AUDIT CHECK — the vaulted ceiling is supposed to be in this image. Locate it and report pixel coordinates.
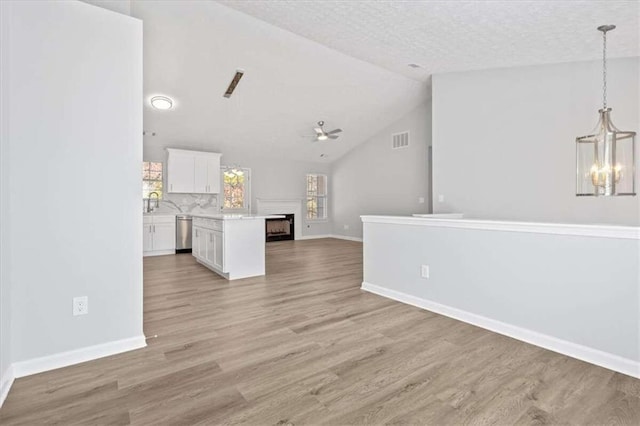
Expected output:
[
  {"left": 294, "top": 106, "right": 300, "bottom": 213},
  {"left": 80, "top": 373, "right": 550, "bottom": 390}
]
[
  {"left": 132, "top": 1, "right": 428, "bottom": 163},
  {"left": 221, "top": 0, "right": 639, "bottom": 81},
  {"left": 132, "top": 0, "right": 638, "bottom": 163}
]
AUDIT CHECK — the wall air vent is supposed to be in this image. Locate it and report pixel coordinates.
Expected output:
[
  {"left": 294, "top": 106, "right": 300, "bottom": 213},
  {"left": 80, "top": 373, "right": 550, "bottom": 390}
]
[
  {"left": 223, "top": 69, "right": 245, "bottom": 98},
  {"left": 392, "top": 131, "right": 410, "bottom": 149}
]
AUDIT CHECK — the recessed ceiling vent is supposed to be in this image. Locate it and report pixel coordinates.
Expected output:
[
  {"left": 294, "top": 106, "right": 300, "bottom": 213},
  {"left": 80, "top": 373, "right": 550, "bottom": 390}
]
[
  {"left": 223, "top": 69, "right": 245, "bottom": 98},
  {"left": 392, "top": 131, "right": 410, "bottom": 149}
]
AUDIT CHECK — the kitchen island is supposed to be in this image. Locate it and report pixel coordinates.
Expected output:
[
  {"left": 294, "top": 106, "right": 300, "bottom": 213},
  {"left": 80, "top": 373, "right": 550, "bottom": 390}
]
[{"left": 191, "top": 214, "right": 283, "bottom": 280}]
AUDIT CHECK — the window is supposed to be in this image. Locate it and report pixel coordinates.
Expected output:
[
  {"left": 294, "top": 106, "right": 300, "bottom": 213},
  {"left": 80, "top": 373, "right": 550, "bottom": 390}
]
[
  {"left": 222, "top": 167, "right": 250, "bottom": 211},
  {"left": 306, "top": 174, "right": 327, "bottom": 220},
  {"left": 142, "top": 161, "right": 163, "bottom": 199}
]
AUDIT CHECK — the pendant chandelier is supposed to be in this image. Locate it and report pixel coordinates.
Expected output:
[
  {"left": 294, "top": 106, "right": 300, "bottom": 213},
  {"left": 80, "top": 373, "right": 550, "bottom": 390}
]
[{"left": 576, "top": 25, "right": 636, "bottom": 197}]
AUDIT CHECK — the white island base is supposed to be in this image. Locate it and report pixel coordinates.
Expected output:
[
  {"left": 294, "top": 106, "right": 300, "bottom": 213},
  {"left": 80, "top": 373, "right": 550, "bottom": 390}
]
[{"left": 192, "top": 214, "right": 281, "bottom": 280}]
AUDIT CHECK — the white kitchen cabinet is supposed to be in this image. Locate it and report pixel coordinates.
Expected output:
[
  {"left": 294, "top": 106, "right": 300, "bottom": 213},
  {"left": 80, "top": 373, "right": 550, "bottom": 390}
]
[
  {"left": 143, "top": 223, "right": 154, "bottom": 253},
  {"left": 193, "top": 220, "right": 225, "bottom": 273},
  {"left": 167, "top": 148, "right": 221, "bottom": 194},
  {"left": 193, "top": 226, "right": 201, "bottom": 259},
  {"left": 212, "top": 230, "right": 224, "bottom": 270},
  {"left": 192, "top": 215, "right": 270, "bottom": 280},
  {"left": 205, "top": 229, "right": 216, "bottom": 266},
  {"left": 143, "top": 215, "right": 176, "bottom": 256},
  {"left": 205, "top": 156, "right": 221, "bottom": 194},
  {"left": 167, "top": 152, "right": 194, "bottom": 193},
  {"left": 153, "top": 222, "right": 176, "bottom": 251}
]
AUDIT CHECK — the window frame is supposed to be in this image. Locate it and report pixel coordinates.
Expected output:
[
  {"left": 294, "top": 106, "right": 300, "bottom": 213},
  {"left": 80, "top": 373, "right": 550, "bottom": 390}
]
[
  {"left": 306, "top": 173, "right": 328, "bottom": 222},
  {"left": 142, "top": 161, "right": 163, "bottom": 200},
  {"left": 221, "top": 166, "right": 251, "bottom": 213}
]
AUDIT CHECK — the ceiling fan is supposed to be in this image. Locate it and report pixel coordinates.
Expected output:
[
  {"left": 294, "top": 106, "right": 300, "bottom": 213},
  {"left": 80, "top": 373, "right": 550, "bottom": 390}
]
[{"left": 314, "top": 121, "right": 342, "bottom": 141}]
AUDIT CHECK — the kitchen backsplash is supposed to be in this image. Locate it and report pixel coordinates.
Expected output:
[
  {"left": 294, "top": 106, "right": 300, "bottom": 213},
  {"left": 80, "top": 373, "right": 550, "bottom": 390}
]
[{"left": 143, "top": 193, "right": 219, "bottom": 214}]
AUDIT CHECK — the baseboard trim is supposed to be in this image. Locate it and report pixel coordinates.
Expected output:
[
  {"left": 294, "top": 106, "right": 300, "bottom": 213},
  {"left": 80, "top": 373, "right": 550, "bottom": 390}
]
[
  {"left": 0, "top": 364, "right": 15, "bottom": 408},
  {"left": 297, "top": 234, "right": 332, "bottom": 240},
  {"left": 361, "top": 282, "right": 639, "bottom": 379},
  {"left": 330, "top": 234, "right": 363, "bottom": 242},
  {"left": 296, "top": 234, "right": 363, "bottom": 242},
  {"left": 143, "top": 250, "right": 175, "bottom": 257},
  {"left": 11, "top": 335, "right": 147, "bottom": 379}
]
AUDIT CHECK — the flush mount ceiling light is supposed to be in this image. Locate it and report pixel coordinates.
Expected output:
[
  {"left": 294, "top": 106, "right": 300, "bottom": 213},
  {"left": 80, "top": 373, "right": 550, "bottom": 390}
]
[
  {"left": 576, "top": 25, "right": 636, "bottom": 196},
  {"left": 150, "top": 96, "right": 173, "bottom": 110}
]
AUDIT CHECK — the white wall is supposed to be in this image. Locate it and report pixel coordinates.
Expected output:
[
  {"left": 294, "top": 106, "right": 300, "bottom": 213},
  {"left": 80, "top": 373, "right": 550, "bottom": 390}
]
[
  {"left": 5, "top": 0, "right": 143, "bottom": 371},
  {"left": 80, "top": 0, "right": 131, "bottom": 15},
  {"left": 144, "top": 144, "right": 333, "bottom": 237},
  {"left": 0, "top": 0, "right": 13, "bottom": 403},
  {"left": 432, "top": 57, "right": 640, "bottom": 225},
  {"left": 331, "top": 102, "right": 432, "bottom": 239},
  {"left": 363, "top": 218, "right": 639, "bottom": 377}
]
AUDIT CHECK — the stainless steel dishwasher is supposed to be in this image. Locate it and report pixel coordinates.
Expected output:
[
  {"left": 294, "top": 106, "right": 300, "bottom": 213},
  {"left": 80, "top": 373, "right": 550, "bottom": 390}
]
[{"left": 176, "top": 214, "right": 192, "bottom": 253}]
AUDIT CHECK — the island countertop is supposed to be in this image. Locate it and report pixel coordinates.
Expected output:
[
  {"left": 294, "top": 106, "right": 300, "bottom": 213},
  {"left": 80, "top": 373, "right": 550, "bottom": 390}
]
[{"left": 190, "top": 213, "right": 285, "bottom": 220}]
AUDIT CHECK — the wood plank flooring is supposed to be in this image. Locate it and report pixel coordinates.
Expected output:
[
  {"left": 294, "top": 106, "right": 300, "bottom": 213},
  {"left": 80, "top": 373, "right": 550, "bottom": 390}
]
[{"left": 1, "top": 238, "right": 639, "bottom": 425}]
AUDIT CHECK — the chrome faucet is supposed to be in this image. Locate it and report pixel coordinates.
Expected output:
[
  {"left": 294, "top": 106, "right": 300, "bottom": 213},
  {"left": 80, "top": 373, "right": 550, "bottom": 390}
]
[{"left": 146, "top": 192, "right": 159, "bottom": 213}]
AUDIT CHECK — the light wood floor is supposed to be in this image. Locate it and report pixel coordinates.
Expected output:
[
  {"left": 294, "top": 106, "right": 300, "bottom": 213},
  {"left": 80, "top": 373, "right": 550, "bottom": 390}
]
[{"left": 1, "top": 239, "right": 639, "bottom": 425}]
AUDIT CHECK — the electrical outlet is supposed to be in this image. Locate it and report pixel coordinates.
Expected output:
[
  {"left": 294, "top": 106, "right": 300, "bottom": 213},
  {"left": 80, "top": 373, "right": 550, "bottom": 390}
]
[
  {"left": 438, "top": 195, "right": 445, "bottom": 203},
  {"left": 421, "top": 265, "right": 430, "bottom": 279},
  {"left": 418, "top": 197, "right": 425, "bottom": 204},
  {"left": 73, "top": 296, "right": 88, "bottom": 316},
  {"left": 343, "top": 224, "right": 349, "bottom": 230}
]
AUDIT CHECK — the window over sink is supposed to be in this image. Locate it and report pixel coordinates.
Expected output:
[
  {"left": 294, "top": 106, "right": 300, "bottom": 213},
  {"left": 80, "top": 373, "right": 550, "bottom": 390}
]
[{"left": 143, "top": 161, "right": 163, "bottom": 199}]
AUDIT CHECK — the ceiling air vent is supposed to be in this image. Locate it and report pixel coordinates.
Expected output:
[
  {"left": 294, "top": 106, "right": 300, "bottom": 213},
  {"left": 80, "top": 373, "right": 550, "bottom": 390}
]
[
  {"left": 223, "top": 69, "right": 245, "bottom": 98},
  {"left": 392, "top": 131, "right": 410, "bottom": 149}
]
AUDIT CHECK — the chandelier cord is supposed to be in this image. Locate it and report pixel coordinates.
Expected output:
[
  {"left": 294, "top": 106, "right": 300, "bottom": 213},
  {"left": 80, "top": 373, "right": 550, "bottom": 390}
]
[{"left": 602, "top": 29, "right": 607, "bottom": 109}]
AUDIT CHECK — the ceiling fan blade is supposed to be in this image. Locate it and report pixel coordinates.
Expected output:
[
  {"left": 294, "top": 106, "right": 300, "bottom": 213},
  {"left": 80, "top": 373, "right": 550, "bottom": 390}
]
[
  {"left": 326, "top": 128, "right": 342, "bottom": 135},
  {"left": 328, "top": 135, "right": 339, "bottom": 139}
]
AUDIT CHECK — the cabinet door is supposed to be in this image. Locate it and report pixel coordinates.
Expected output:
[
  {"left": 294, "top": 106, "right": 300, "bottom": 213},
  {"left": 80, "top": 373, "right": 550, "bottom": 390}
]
[
  {"left": 197, "top": 227, "right": 207, "bottom": 261},
  {"left": 192, "top": 226, "right": 199, "bottom": 258},
  {"left": 206, "top": 155, "right": 220, "bottom": 194},
  {"left": 194, "top": 156, "right": 209, "bottom": 193},
  {"left": 205, "top": 230, "right": 216, "bottom": 266},
  {"left": 153, "top": 223, "right": 175, "bottom": 251},
  {"left": 212, "top": 230, "right": 224, "bottom": 270},
  {"left": 167, "top": 153, "right": 194, "bottom": 193},
  {"left": 143, "top": 224, "right": 154, "bottom": 252},
  {"left": 193, "top": 226, "right": 203, "bottom": 259}
]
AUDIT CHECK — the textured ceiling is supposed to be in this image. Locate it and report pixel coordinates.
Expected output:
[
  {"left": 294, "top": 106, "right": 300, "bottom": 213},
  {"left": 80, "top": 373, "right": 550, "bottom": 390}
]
[
  {"left": 132, "top": 1, "right": 428, "bottom": 163},
  {"left": 219, "top": 0, "right": 639, "bottom": 81}
]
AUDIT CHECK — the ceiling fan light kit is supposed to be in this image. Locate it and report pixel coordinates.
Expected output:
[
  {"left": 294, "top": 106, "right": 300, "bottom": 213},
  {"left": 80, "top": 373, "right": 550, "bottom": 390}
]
[{"left": 313, "top": 120, "right": 342, "bottom": 142}]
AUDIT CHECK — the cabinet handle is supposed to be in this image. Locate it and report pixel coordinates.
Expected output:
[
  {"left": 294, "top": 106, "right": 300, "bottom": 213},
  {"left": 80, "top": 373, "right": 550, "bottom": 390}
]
[
  {"left": 153, "top": 225, "right": 155, "bottom": 232},
  {"left": 149, "top": 225, "right": 152, "bottom": 233},
  {"left": 170, "top": 184, "right": 173, "bottom": 191}
]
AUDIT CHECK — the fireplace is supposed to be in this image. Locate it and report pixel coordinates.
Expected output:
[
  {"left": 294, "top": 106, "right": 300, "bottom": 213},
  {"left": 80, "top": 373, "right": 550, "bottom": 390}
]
[{"left": 266, "top": 214, "right": 295, "bottom": 242}]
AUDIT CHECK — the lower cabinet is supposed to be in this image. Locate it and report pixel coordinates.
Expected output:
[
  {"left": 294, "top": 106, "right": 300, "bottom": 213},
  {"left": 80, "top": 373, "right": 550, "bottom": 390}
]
[
  {"left": 212, "top": 230, "right": 224, "bottom": 270},
  {"left": 192, "top": 216, "right": 265, "bottom": 280},
  {"left": 193, "top": 220, "right": 225, "bottom": 273},
  {"left": 205, "top": 229, "right": 216, "bottom": 266},
  {"left": 143, "top": 215, "right": 176, "bottom": 256}
]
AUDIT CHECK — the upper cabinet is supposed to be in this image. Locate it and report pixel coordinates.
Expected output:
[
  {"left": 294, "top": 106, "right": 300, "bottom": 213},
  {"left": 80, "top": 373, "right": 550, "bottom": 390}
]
[{"left": 167, "top": 148, "right": 221, "bottom": 194}]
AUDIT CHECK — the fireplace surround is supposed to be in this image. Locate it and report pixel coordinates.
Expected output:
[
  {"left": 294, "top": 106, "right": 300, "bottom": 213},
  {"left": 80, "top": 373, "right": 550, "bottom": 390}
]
[{"left": 256, "top": 199, "right": 303, "bottom": 241}]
